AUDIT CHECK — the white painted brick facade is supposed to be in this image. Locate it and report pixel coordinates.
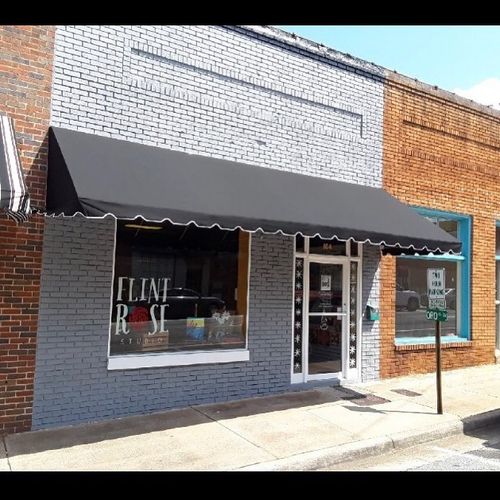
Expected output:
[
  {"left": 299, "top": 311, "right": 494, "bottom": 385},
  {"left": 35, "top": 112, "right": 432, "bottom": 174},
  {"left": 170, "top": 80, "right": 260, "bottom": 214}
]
[{"left": 34, "top": 26, "right": 384, "bottom": 427}]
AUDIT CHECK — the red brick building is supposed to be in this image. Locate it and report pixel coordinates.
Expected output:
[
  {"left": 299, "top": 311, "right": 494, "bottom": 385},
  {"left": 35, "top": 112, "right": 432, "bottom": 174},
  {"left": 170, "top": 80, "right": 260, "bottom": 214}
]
[
  {"left": 0, "top": 25, "right": 55, "bottom": 433},
  {"left": 381, "top": 71, "right": 500, "bottom": 378}
]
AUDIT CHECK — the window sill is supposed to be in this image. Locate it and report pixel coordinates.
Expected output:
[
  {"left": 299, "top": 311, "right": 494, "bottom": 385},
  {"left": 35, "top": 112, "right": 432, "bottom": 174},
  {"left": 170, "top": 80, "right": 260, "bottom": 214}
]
[
  {"left": 395, "top": 338, "right": 472, "bottom": 352},
  {"left": 108, "top": 349, "right": 250, "bottom": 370}
]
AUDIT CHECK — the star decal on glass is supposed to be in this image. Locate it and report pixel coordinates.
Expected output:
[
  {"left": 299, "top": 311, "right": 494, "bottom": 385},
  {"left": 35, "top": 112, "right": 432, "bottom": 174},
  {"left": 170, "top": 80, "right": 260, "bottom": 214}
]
[
  {"left": 349, "top": 346, "right": 356, "bottom": 354},
  {"left": 294, "top": 362, "right": 301, "bottom": 371},
  {"left": 295, "top": 321, "right": 301, "bottom": 330},
  {"left": 296, "top": 270, "right": 303, "bottom": 279},
  {"left": 295, "top": 296, "right": 302, "bottom": 304},
  {"left": 294, "top": 348, "right": 301, "bottom": 357},
  {"left": 349, "top": 358, "right": 355, "bottom": 367},
  {"left": 295, "top": 334, "right": 301, "bottom": 343},
  {"left": 350, "top": 333, "right": 356, "bottom": 342},
  {"left": 296, "top": 282, "right": 302, "bottom": 290},
  {"left": 295, "top": 309, "right": 301, "bottom": 316},
  {"left": 296, "top": 260, "right": 302, "bottom": 268}
]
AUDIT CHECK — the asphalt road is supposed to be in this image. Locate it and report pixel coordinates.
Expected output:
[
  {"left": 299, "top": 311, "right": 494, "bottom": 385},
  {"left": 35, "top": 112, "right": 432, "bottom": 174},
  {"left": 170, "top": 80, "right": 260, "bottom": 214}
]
[
  {"left": 323, "top": 424, "right": 500, "bottom": 471},
  {"left": 396, "top": 309, "right": 457, "bottom": 337}
]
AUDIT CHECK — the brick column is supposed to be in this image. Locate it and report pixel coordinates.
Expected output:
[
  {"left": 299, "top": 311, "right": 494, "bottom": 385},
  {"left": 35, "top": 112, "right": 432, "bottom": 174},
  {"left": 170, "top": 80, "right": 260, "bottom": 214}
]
[{"left": 0, "top": 26, "right": 55, "bottom": 434}]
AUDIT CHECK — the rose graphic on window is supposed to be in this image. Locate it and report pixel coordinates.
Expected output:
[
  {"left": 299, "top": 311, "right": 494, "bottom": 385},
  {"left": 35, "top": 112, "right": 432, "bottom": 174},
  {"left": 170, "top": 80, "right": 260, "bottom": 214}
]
[{"left": 128, "top": 306, "right": 149, "bottom": 331}]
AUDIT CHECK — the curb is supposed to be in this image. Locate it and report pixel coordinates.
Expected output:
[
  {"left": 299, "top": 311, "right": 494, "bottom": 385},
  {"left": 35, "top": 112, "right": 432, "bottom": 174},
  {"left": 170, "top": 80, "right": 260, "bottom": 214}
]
[{"left": 237, "top": 411, "right": 500, "bottom": 471}]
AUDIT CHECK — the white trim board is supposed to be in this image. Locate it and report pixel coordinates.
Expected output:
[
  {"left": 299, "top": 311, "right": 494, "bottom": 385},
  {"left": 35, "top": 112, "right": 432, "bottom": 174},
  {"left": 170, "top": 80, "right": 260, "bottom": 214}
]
[{"left": 108, "top": 349, "right": 250, "bottom": 370}]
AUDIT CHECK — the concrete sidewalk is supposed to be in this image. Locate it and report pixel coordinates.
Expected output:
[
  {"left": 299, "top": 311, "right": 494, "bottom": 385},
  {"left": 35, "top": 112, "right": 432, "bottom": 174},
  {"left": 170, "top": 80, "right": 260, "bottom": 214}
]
[{"left": 2, "top": 364, "right": 500, "bottom": 471}]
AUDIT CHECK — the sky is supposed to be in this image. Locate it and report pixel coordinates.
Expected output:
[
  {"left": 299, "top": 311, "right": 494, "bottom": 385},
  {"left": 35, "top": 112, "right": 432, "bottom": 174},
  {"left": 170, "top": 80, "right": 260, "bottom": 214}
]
[{"left": 279, "top": 26, "right": 500, "bottom": 110}]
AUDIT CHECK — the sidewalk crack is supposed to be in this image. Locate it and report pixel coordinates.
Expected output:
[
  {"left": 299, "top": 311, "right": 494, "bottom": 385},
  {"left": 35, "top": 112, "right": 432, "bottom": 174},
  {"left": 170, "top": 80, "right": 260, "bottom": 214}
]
[{"left": 190, "top": 406, "right": 280, "bottom": 462}]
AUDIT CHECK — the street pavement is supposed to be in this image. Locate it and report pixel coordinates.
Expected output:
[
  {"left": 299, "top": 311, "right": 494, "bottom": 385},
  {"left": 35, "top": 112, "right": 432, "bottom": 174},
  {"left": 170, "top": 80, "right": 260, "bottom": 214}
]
[
  {"left": 325, "top": 422, "right": 500, "bottom": 471},
  {"left": 1, "top": 363, "right": 500, "bottom": 471}
]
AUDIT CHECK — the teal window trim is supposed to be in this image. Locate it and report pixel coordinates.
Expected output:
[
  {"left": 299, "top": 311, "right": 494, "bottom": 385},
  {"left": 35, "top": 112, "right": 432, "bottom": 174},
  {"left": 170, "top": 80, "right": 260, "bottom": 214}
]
[{"left": 396, "top": 206, "right": 471, "bottom": 344}]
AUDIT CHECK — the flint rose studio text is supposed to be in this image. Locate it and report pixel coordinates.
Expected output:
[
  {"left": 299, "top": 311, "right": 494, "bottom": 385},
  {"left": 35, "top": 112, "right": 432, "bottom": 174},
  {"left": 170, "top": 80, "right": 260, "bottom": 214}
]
[{"left": 115, "top": 277, "right": 171, "bottom": 335}]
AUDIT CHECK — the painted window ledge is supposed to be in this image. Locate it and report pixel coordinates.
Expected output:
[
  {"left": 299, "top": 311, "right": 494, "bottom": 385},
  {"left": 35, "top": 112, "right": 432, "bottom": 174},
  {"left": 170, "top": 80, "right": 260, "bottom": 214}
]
[
  {"left": 395, "top": 336, "right": 471, "bottom": 351},
  {"left": 108, "top": 349, "right": 250, "bottom": 370}
]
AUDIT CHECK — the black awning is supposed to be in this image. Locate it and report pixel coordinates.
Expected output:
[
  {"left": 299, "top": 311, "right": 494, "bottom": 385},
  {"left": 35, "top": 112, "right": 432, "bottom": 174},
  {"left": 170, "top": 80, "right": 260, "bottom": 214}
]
[
  {"left": 0, "top": 115, "right": 30, "bottom": 222},
  {"left": 47, "top": 126, "right": 461, "bottom": 254}
]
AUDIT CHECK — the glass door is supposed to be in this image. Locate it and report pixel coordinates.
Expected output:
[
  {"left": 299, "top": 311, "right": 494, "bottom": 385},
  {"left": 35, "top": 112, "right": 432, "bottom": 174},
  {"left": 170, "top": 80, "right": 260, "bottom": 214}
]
[{"left": 307, "top": 260, "right": 347, "bottom": 378}]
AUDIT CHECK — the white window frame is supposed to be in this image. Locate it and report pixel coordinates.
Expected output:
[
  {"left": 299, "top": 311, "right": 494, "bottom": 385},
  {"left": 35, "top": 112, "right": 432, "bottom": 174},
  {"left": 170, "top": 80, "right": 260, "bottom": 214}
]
[
  {"left": 107, "top": 218, "right": 251, "bottom": 370},
  {"left": 291, "top": 237, "right": 362, "bottom": 384}
]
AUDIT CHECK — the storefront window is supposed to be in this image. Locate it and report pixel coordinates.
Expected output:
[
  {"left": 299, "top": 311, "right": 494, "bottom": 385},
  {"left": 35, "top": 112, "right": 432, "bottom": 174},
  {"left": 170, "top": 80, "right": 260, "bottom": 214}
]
[
  {"left": 110, "top": 220, "right": 249, "bottom": 356},
  {"left": 395, "top": 210, "right": 470, "bottom": 343}
]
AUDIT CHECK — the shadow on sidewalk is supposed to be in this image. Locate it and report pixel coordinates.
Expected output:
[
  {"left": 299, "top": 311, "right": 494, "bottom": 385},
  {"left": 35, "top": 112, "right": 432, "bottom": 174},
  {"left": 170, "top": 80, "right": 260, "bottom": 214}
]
[
  {"left": 5, "top": 385, "right": 362, "bottom": 456},
  {"left": 461, "top": 408, "right": 500, "bottom": 456}
]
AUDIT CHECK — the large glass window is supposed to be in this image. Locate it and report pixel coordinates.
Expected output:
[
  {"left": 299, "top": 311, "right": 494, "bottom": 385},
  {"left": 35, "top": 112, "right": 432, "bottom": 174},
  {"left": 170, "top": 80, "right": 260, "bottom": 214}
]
[
  {"left": 395, "top": 210, "right": 470, "bottom": 343},
  {"left": 110, "top": 220, "right": 249, "bottom": 356}
]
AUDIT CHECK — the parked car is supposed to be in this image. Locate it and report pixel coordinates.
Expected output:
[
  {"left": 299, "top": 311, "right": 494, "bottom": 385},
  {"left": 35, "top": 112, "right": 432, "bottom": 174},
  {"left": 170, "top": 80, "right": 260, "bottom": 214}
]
[
  {"left": 162, "top": 288, "right": 225, "bottom": 319},
  {"left": 396, "top": 284, "right": 420, "bottom": 311}
]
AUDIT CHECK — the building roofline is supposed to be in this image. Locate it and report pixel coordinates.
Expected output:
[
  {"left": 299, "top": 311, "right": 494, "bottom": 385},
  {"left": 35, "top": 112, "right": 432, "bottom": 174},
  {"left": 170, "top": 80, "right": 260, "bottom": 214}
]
[
  {"left": 238, "top": 25, "right": 500, "bottom": 120},
  {"left": 386, "top": 70, "right": 500, "bottom": 120},
  {"left": 235, "top": 25, "right": 385, "bottom": 77}
]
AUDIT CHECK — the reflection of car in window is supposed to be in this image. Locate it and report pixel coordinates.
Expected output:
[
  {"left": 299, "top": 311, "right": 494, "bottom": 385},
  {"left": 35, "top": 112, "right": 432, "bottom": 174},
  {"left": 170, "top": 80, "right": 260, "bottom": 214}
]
[
  {"left": 153, "top": 288, "right": 225, "bottom": 319},
  {"left": 396, "top": 284, "right": 420, "bottom": 311}
]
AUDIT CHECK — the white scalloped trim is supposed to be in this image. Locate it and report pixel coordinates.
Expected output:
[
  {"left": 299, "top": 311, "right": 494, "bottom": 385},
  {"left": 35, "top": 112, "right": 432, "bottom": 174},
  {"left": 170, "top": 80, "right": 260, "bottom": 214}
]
[{"left": 36, "top": 210, "right": 461, "bottom": 256}]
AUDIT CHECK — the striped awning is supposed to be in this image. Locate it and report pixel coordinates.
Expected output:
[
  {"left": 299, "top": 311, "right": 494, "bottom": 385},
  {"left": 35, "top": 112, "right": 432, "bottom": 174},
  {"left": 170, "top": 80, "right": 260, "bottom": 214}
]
[{"left": 0, "top": 115, "right": 30, "bottom": 222}]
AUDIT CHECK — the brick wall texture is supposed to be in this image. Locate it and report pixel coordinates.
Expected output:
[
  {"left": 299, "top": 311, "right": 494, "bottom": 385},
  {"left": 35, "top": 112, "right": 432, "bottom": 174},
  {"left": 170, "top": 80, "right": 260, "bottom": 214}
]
[
  {"left": 381, "top": 72, "right": 500, "bottom": 378},
  {"left": 29, "top": 25, "right": 386, "bottom": 428},
  {"left": 33, "top": 217, "right": 295, "bottom": 429},
  {"left": 0, "top": 26, "right": 55, "bottom": 434}
]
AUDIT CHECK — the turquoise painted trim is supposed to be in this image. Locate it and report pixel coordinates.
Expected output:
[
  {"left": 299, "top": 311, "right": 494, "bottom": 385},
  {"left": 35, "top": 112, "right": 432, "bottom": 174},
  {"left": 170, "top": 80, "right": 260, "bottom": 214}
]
[
  {"left": 398, "top": 206, "right": 471, "bottom": 341},
  {"left": 413, "top": 206, "right": 470, "bottom": 221},
  {"left": 401, "top": 254, "right": 464, "bottom": 261},
  {"left": 395, "top": 335, "right": 468, "bottom": 346}
]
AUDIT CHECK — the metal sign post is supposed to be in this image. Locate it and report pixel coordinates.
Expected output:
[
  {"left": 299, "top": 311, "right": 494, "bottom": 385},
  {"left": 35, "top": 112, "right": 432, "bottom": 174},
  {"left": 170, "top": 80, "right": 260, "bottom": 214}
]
[
  {"left": 426, "top": 268, "right": 446, "bottom": 415},
  {"left": 435, "top": 318, "right": 442, "bottom": 414}
]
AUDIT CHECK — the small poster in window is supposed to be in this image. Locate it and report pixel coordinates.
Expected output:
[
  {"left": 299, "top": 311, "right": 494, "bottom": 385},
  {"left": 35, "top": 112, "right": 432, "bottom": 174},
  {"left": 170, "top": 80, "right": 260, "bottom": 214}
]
[
  {"left": 186, "top": 317, "right": 205, "bottom": 341},
  {"left": 321, "top": 275, "right": 331, "bottom": 291}
]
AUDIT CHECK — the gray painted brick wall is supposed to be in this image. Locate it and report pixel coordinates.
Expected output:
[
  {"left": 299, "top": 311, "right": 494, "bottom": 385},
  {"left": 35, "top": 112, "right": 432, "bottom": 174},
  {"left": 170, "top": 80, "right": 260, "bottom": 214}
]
[
  {"left": 51, "top": 25, "right": 384, "bottom": 186},
  {"left": 361, "top": 245, "right": 381, "bottom": 381},
  {"left": 33, "top": 217, "right": 294, "bottom": 429},
  {"left": 35, "top": 26, "right": 384, "bottom": 427}
]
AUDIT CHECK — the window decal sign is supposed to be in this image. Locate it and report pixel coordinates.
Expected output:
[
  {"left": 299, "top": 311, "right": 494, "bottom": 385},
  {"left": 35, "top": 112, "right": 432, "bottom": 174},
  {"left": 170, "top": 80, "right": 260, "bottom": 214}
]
[{"left": 321, "top": 274, "right": 331, "bottom": 291}]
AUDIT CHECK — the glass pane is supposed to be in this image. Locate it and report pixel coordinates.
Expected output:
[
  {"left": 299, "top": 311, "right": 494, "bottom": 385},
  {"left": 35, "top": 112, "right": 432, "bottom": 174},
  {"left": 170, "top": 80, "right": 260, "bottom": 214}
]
[
  {"left": 350, "top": 241, "right": 359, "bottom": 257},
  {"left": 110, "top": 220, "right": 248, "bottom": 355},
  {"left": 309, "top": 236, "right": 346, "bottom": 255},
  {"left": 496, "top": 226, "right": 500, "bottom": 257},
  {"left": 438, "top": 219, "right": 458, "bottom": 238},
  {"left": 296, "top": 235, "right": 305, "bottom": 252},
  {"left": 309, "top": 263, "right": 343, "bottom": 313},
  {"left": 395, "top": 259, "right": 458, "bottom": 339},
  {"left": 308, "top": 316, "right": 342, "bottom": 374}
]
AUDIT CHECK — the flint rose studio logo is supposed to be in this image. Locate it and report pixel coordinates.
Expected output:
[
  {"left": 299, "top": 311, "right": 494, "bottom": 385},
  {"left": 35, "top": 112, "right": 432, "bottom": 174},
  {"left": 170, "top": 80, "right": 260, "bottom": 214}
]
[
  {"left": 114, "top": 277, "right": 171, "bottom": 336},
  {"left": 128, "top": 306, "right": 150, "bottom": 331}
]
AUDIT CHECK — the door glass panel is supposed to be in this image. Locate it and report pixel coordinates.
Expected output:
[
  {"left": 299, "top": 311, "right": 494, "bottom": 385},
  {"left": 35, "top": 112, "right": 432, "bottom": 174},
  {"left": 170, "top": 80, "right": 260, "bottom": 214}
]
[
  {"left": 308, "top": 262, "right": 343, "bottom": 374},
  {"left": 309, "top": 236, "right": 347, "bottom": 256},
  {"left": 308, "top": 316, "right": 342, "bottom": 374},
  {"left": 309, "top": 263, "right": 343, "bottom": 313}
]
